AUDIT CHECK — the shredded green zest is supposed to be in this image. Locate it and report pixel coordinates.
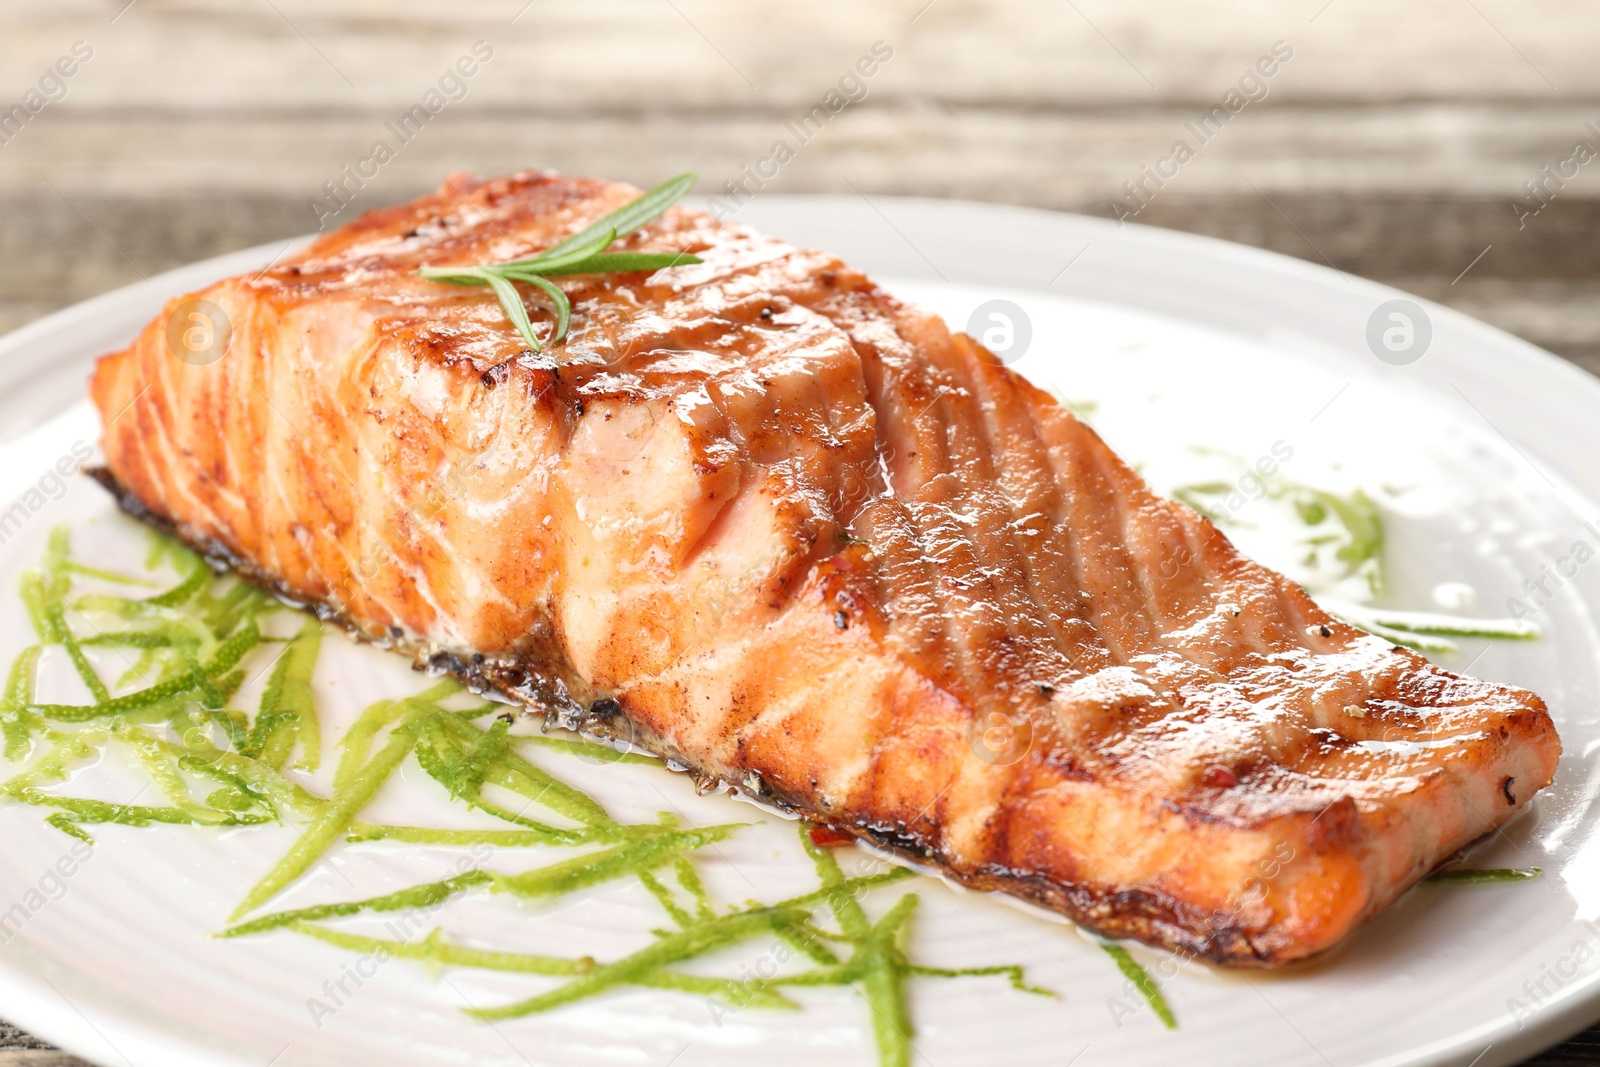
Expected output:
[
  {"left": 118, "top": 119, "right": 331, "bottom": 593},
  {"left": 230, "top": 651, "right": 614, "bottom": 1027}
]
[
  {"left": 673, "top": 855, "right": 715, "bottom": 922},
  {"left": 1100, "top": 941, "right": 1177, "bottom": 1030},
  {"left": 1307, "top": 487, "right": 1385, "bottom": 595},
  {"left": 290, "top": 922, "right": 799, "bottom": 1009},
  {"left": 46, "top": 811, "right": 95, "bottom": 843},
  {"left": 1427, "top": 866, "right": 1542, "bottom": 884},
  {"left": 220, "top": 871, "right": 496, "bottom": 938},
  {"left": 333, "top": 696, "right": 406, "bottom": 791},
  {"left": 116, "top": 723, "right": 268, "bottom": 825},
  {"left": 489, "top": 821, "right": 744, "bottom": 901},
  {"left": 18, "top": 789, "right": 261, "bottom": 831},
  {"left": 1173, "top": 471, "right": 1384, "bottom": 593},
  {"left": 1171, "top": 463, "right": 1539, "bottom": 654},
  {"left": 425, "top": 710, "right": 618, "bottom": 830},
  {"left": 25, "top": 573, "right": 108, "bottom": 706},
  {"left": 516, "top": 731, "right": 659, "bottom": 766},
  {"left": 144, "top": 552, "right": 209, "bottom": 608},
  {"left": 467, "top": 905, "right": 814, "bottom": 1021},
  {"left": 2, "top": 727, "right": 110, "bottom": 799},
  {"left": 27, "top": 620, "right": 259, "bottom": 723},
  {"left": 79, "top": 628, "right": 201, "bottom": 650},
  {"left": 0, "top": 645, "right": 42, "bottom": 760},
  {"left": 3, "top": 525, "right": 1080, "bottom": 1066},
  {"left": 229, "top": 700, "right": 428, "bottom": 920},
  {"left": 166, "top": 732, "right": 323, "bottom": 819},
  {"left": 244, "top": 616, "right": 322, "bottom": 772},
  {"left": 1326, "top": 604, "right": 1538, "bottom": 655},
  {"left": 466, "top": 823, "right": 1053, "bottom": 1066},
  {"left": 62, "top": 560, "right": 163, "bottom": 588},
  {"left": 344, "top": 824, "right": 595, "bottom": 848}
]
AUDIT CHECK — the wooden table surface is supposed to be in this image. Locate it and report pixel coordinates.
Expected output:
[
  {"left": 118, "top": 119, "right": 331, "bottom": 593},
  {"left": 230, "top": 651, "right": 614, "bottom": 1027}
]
[{"left": 2, "top": 1, "right": 1598, "bottom": 1063}]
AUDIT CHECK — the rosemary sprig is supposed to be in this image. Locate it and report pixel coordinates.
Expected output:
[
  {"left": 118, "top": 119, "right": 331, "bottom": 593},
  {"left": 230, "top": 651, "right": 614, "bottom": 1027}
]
[{"left": 417, "top": 173, "right": 702, "bottom": 353}]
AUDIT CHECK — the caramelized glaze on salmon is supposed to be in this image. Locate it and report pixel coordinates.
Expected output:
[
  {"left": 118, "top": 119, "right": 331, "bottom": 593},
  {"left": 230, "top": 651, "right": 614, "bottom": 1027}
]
[{"left": 88, "top": 171, "right": 1560, "bottom": 966}]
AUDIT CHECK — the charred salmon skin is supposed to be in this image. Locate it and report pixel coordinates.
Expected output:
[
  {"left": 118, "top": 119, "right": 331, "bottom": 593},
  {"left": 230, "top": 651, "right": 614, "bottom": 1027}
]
[{"left": 88, "top": 171, "right": 1560, "bottom": 966}]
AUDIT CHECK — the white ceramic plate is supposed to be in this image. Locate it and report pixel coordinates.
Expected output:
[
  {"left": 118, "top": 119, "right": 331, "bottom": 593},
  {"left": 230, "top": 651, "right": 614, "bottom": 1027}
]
[{"left": 1, "top": 197, "right": 1599, "bottom": 1067}]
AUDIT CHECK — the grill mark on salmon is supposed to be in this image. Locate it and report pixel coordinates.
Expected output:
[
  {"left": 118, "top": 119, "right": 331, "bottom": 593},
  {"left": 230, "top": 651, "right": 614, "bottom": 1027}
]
[{"left": 88, "top": 170, "right": 1560, "bottom": 966}]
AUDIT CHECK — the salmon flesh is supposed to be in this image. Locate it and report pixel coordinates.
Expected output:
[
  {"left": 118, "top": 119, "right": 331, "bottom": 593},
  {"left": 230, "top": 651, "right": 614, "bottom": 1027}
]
[{"left": 88, "top": 171, "right": 1560, "bottom": 966}]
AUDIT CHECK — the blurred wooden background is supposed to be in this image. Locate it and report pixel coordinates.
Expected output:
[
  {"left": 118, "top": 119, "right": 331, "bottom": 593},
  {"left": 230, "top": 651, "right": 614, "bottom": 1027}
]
[
  {"left": 2, "top": 0, "right": 1599, "bottom": 1063},
  {"left": 4, "top": 0, "right": 1600, "bottom": 371}
]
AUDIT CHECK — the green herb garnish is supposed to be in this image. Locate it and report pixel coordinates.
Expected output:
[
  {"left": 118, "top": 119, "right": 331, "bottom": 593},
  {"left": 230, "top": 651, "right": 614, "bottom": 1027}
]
[
  {"left": 1, "top": 524, "right": 1102, "bottom": 1065},
  {"left": 417, "top": 173, "right": 702, "bottom": 353},
  {"left": 1100, "top": 941, "right": 1176, "bottom": 1030},
  {"left": 228, "top": 698, "right": 428, "bottom": 920},
  {"left": 488, "top": 821, "right": 745, "bottom": 901},
  {"left": 1, "top": 440, "right": 1556, "bottom": 1060},
  {"left": 1172, "top": 473, "right": 1385, "bottom": 595},
  {"left": 220, "top": 870, "right": 496, "bottom": 938},
  {"left": 243, "top": 616, "right": 322, "bottom": 772},
  {"left": 290, "top": 922, "right": 800, "bottom": 1010},
  {"left": 463, "top": 822, "right": 1053, "bottom": 1063},
  {"left": 1427, "top": 866, "right": 1542, "bottom": 884},
  {"left": 1171, "top": 462, "right": 1539, "bottom": 654},
  {"left": 1325, "top": 605, "right": 1538, "bottom": 655}
]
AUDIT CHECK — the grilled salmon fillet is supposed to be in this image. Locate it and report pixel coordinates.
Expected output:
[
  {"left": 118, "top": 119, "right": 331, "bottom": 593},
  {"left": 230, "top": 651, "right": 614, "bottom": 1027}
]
[{"left": 88, "top": 171, "right": 1560, "bottom": 966}]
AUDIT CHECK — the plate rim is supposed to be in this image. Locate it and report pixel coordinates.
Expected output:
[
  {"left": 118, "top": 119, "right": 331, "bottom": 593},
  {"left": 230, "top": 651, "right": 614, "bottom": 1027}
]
[{"left": 0, "top": 195, "right": 1597, "bottom": 1067}]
